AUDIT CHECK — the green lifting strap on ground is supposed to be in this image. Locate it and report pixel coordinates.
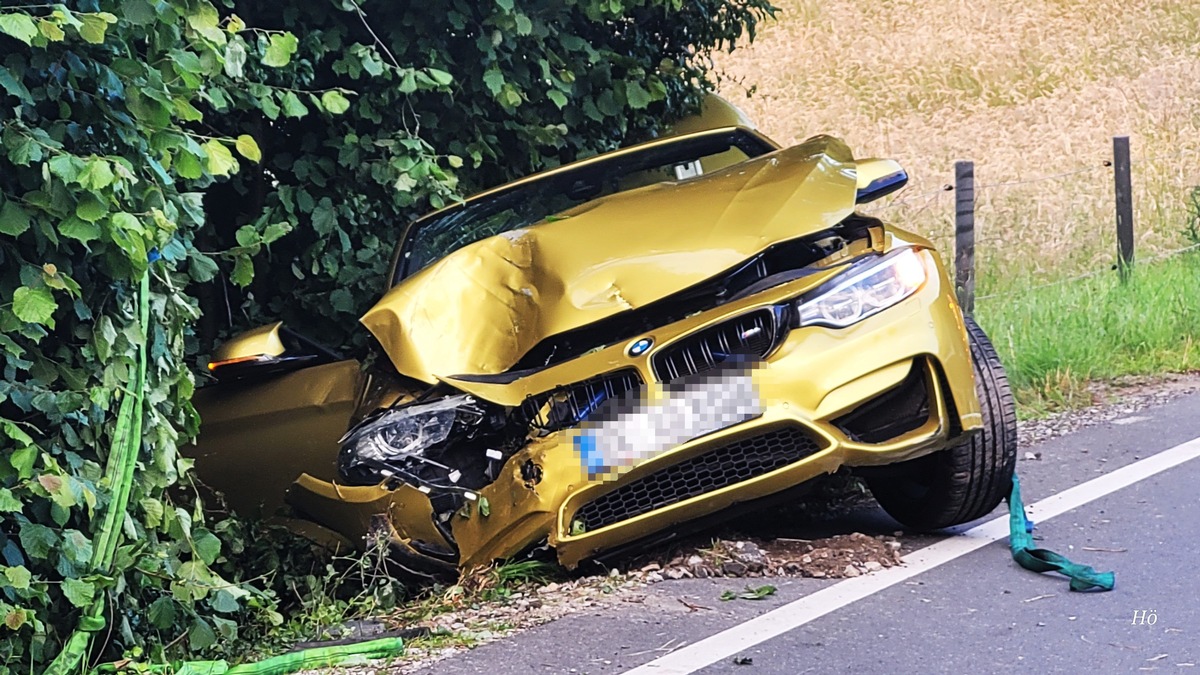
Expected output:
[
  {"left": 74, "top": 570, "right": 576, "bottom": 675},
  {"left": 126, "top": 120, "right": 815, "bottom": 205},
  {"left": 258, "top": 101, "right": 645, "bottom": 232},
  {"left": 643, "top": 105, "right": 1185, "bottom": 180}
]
[
  {"left": 1008, "top": 474, "right": 1116, "bottom": 592},
  {"left": 88, "top": 637, "right": 408, "bottom": 675}
]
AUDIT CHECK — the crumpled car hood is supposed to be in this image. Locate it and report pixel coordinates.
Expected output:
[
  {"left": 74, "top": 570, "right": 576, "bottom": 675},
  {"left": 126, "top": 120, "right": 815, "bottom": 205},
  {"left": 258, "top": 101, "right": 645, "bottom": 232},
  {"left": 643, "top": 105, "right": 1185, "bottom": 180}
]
[{"left": 361, "top": 135, "right": 858, "bottom": 383}]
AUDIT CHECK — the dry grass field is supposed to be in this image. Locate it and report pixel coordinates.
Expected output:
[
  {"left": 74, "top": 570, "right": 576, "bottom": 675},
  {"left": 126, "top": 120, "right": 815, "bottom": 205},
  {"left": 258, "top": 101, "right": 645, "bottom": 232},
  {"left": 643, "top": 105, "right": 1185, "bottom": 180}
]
[
  {"left": 716, "top": 0, "right": 1200, "bottom": 410},
  {"left": 716, "top": 0, "right": 1200, "bottom": 289}
]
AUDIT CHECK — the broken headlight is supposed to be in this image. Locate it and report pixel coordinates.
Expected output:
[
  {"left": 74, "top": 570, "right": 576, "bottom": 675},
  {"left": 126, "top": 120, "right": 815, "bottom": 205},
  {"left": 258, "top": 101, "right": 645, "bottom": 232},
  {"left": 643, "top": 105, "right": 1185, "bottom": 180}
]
[
  {"left": 338, "top": 395, "right": 486, "bottom": 486},
  {"left": 794, "top": 247, "right": 928, "bottom": 328}
]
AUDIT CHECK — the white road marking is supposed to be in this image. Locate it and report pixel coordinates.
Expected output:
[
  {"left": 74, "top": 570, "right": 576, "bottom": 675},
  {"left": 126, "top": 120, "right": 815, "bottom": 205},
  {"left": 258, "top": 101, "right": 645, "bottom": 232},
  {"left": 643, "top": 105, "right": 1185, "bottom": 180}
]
[{"left": 626, "top": 435, "right": 1200, "bottom": 674}]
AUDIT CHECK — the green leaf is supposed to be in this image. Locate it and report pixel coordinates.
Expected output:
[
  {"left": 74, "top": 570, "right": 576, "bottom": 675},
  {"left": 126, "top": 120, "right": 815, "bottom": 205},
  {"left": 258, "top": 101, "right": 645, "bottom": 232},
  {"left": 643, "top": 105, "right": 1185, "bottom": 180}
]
[
  {"left": 0, "top": 14, "right": 38, "bottom": 45},
  {"left": 38, "top": 18, "right": 65, "bottom": 42},
  {"left": 75, "top": 193, "right": 107, "bottom": 223},
  {"left": 0, "top": 200, "right": 32, "bottom": 236},
  {"left": 547, "top": 90, "right": 568, "bottom": 109},
  {"left": 209, "top": 589, "right": 240, "bottom": 613},
  {"left": 399, "top": 70, "right": 417, "bottom": 94},
  {"left": 262, "top": 32, "right": 298, "bottom": 68},
  {"left": 93, "top": 315, "right": 117, "bottom": 362},
  {"left": 186, "top": 3, "right": 225, "bottom": 44},
  {"left": 58, "top": 217, "right": 101, "bottom": 243},
  {"left": 234, "top": 225, "right": 260, "bottom": 247},
  {"left": 61, "top": 578, "right": 95, "bottom": 608},
  {"left": 261, "top": 222, "right": 292, "bottom": 244},
  {"left": 189, "top": 618, "right": 218, "bottom": 650},
  {"left": 12, "top": 287, "right": 56, "bottom": 326},
  {"left": 77, "top": 159, "right": 115, "bottom": 190},
  {"left": 721, "top": 584, "right": 777, "bottom": 601},
  {"left": 626, "top": 81, "right": 652, "bottom": 109},
  {"left": 329, "top": 288, "right": 354, "bottom": 313},
  {"left": 234, "top": 134, "right": 261, "bottom": 162},
  {"left": 148, "top": 596, "right": 177, "bottom": 629},
  {"left": 230, "top": 255, "right": 253, "bottom": 286},
  {"left": 281, "top": 91, "right": 309, "bottom": 118},
  {"left": 49, "top": 154, "right": 84, "bottom": 183},
  {"left": 202, "top": 139, "right": 237, "bottom": 176},
  {"left": 0, "top": 488, "right": 22, "bottom": 512},
  {"left": 515, "top": 14, "right": 533, "bottom": 35},
  {"left": 483, "top": 68, "right": 505, "bottom": 95},
  {"left": 188, "top": 250, "right": 219, "bottom": 282},
  {"left": 62, "top": 530, "right": 93, "bottom": 565},
  {"left": 9, "top": 445, "right": 36, "bottom": 479},
  {"left": 319, "top": 90, "right": 351, "bottom": 115},
  {"left": 3, "top": 565, "right": 31, "bottom": 590},
  {"left": 0, "top": 66, "right": 32, "bottom": 103},
  {"left": 77, "top": 12, "right": 116, "bottom": 44},
  {"left": 259, "top": 93, "right": 281, "bottom": 120},
  {"left": 176, "top": 150, "right": 203, "bottom": 180},
  {"left": 478, "top": 496, "right": 490, "bottom": 517},
  {"left": 141, "top": 497, "right": 165, "bottom": 529},
  {"left": 173, "top": 97, "right": 204, "bottom": 122},
  {"left": 224, "top": 40, "right": 247, "bottom": 78},
  {"left": 311, "top": 199, "right": 337, "bottom": 234},
  {"left": 18, "top": 523, "right": 58, "bottom": 560},
  {"left": 192, "top": 529, "right": 222, "bottom": 565},
  {"left": 426, "top": 68, "right": 454, "bottom": 86},
  {"left": 110, "top": 212, "right": 144, "bottom": 237}
]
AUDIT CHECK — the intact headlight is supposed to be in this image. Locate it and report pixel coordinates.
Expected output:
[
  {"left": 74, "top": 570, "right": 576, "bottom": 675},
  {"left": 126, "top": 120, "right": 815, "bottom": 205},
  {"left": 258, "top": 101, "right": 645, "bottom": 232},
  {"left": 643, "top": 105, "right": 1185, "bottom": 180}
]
[{"left": 795, "top": 247, "right": 928, "bottom": 328}]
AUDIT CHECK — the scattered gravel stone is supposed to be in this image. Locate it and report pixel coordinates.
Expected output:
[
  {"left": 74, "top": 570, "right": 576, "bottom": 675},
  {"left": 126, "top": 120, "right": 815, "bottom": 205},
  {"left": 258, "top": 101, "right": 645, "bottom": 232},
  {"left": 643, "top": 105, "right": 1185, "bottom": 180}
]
[{"left": 1017, "top": 373, "right": 1200, "bottom": 448}]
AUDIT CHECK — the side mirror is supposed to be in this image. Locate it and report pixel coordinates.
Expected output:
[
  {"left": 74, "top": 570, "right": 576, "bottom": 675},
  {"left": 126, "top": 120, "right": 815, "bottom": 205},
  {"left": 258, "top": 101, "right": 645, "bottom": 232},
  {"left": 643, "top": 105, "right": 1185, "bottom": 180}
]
[
  {"left": 855, "top": 158, "right": 908, "bottom": 204},
  {"left": 207, "top": 322, "right": 342, "bottom": 382}
]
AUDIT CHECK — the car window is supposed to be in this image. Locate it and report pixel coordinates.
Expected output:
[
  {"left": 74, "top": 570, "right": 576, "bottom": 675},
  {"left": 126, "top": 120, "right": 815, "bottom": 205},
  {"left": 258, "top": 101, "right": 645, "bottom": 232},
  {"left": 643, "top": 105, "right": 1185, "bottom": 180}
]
[{"left": 393, "top": 129, "right": 774, "bottom": 283}]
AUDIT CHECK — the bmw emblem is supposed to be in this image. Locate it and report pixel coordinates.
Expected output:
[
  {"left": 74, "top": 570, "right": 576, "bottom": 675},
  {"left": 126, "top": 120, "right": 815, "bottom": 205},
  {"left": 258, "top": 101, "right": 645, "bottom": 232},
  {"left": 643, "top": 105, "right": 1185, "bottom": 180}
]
[{"left": 628, "top": 337, "right": 654, "bottom": 357}]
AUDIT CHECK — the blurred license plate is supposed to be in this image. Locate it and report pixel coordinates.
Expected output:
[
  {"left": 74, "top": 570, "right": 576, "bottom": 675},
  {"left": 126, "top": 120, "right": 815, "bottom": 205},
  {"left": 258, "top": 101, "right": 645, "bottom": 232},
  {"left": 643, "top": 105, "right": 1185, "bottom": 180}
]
[{"left": 574, "top": 367, "right": 763, "bottom": 481}]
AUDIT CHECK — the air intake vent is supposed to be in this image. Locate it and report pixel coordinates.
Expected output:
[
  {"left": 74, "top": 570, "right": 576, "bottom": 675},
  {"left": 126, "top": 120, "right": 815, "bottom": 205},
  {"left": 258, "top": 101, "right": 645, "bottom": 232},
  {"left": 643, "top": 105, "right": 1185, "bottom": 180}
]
[
  {"left": 652, "top": 309, "right": 778, "bottom": 382},
  {"left": 571, "top": 426, "right": 820, "bottom": 533}
]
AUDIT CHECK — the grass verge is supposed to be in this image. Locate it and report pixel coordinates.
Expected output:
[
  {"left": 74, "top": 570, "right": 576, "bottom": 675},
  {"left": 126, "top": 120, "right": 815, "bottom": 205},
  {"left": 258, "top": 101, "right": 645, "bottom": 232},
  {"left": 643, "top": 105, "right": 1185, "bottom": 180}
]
[{"left": 976, "top": 253, "right": 1200, "bottom": 415}]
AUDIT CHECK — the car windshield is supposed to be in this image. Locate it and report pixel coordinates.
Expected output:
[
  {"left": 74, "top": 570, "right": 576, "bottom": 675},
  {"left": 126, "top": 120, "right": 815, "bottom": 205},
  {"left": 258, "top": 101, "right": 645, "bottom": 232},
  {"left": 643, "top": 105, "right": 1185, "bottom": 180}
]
[{"left": 392, "top": 128, "right": 776, "bottom": 283}]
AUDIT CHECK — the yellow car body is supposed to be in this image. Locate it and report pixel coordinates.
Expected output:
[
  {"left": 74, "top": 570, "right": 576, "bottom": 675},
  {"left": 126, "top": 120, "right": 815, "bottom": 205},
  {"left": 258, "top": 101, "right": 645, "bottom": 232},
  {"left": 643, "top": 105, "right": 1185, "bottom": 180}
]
[{"left": 189, "top": 102, "right": 1007, "bottom": 579}]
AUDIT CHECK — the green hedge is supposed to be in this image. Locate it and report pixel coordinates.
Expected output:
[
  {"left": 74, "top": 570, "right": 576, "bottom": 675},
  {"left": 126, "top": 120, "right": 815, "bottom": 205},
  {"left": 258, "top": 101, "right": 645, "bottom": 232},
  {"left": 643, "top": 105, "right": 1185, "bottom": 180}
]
[{"left": 0, "top": 0, "right": 775, "bottom": 670}]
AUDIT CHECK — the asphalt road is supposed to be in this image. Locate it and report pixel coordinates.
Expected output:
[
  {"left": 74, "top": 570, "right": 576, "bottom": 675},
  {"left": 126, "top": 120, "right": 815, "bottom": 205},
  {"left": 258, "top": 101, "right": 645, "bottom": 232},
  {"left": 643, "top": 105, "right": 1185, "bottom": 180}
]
[{"left": 418, "top": 391, "right": 1200, "bottom": 674}]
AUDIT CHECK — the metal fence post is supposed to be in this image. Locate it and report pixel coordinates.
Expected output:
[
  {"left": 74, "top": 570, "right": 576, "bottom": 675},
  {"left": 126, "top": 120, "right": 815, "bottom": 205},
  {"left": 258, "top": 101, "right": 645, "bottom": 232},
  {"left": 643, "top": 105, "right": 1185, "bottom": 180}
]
[
  {"left": 954, "top": 160, "right": 976, "bottom": 316},
  {"left": 1113, "top": 136, "right": 1135, "bottom": 282}
]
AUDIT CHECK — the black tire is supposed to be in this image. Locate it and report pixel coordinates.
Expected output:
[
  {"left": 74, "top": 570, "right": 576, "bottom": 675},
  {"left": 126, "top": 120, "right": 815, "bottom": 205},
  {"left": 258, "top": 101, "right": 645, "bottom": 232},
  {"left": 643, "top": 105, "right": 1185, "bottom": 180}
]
[{"left": 866, "top": 316, "right": 1018, "bottom": 530}]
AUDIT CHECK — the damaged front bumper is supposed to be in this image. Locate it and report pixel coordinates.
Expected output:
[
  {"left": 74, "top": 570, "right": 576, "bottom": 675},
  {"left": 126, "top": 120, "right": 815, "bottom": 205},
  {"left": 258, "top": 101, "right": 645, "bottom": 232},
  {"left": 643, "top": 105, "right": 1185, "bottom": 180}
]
[{"left": 285, "top": 231, "right": 980, "bottom": 571}]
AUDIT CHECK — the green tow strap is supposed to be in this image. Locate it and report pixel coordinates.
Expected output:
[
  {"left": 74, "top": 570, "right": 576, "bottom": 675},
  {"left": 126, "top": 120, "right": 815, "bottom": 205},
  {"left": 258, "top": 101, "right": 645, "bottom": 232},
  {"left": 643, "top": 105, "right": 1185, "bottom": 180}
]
[
  {"left": 1008, "top": 474, "right": 1115, "bottom": 592},
  {"left": 45, "top": 272, "right": 152, "bottom": 675},
  {"left": 89, "top": 637, "right": 408, "bottom": 675}
]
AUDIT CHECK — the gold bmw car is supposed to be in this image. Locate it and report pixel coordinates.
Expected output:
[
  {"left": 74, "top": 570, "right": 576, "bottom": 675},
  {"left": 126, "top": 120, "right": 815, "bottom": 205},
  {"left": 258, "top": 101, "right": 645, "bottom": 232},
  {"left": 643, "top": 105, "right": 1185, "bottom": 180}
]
[{"left": 190, "top": 99, "right": 1017, "bottom": 579}]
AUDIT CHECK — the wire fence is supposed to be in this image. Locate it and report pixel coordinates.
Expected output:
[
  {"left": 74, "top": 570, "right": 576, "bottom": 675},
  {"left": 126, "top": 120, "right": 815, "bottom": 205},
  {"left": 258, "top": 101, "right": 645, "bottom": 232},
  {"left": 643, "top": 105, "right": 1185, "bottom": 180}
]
[{"left": 864, "top": 136, "right": 1200, "bottom": 310}]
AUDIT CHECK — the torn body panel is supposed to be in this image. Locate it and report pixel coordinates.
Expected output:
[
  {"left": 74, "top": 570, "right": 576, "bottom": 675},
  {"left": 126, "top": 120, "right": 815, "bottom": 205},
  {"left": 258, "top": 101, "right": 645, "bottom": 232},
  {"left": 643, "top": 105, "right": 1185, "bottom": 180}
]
[{"left": 361, "top": 135, "right": 859, "bottom": 383}]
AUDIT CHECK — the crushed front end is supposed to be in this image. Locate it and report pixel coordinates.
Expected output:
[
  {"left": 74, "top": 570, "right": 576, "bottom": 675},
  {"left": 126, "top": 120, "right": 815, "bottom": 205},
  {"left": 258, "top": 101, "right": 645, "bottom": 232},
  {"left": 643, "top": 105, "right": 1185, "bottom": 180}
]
[{"left": 285, "top": 215, "right": 981, "bottom": 574}]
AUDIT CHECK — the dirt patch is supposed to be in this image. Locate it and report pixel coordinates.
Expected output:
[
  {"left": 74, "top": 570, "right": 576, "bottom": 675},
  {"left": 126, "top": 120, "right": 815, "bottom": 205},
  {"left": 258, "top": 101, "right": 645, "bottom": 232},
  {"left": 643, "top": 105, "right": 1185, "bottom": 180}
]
[{"left": 640, "top": 534, "right": 903, "bottom": 581}]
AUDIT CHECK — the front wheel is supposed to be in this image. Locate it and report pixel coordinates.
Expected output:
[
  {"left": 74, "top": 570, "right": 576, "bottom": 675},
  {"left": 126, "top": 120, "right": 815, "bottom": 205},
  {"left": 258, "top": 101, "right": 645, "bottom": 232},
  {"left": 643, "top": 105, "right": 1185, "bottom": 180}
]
[{"left": 865, "top": 316, "right": 1018, "bottom": 530}]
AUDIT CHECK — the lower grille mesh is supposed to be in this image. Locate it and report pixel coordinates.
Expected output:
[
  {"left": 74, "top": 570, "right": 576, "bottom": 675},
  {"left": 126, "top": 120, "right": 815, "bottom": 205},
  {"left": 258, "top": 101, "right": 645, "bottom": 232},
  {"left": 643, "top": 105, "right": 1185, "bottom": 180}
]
[{"left": 571, "top": 427, "right": 821, "bottom": 532}]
